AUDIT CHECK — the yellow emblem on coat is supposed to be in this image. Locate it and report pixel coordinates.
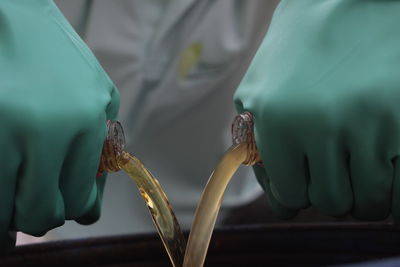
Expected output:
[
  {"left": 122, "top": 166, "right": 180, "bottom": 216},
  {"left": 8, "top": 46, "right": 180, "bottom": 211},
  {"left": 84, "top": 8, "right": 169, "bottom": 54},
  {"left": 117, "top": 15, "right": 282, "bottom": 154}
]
[{"left": 178, "top": 42, "right": 203, "bottom": 79}]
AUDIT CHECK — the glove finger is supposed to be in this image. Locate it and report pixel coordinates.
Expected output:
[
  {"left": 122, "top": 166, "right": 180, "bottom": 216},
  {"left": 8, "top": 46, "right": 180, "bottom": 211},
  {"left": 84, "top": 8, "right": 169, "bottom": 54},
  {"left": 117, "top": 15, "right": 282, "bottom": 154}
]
[
  {"left": 0, "top": 137, "right": 19, "bottom": 250},
  {"left": 257, "top": 129, "right": 310, "bottom": 209},
  {"left": 253, "top": 165, "right": 298, "bottom": 219},
  {"left": 60, "top": 119, "right": 106, "bottom": 223},
  {"left": 14, "top": 137, "right": 66, "bottom": 236},
  {"left": 234, "top": 104, "right": 306, "bottom": 211},
  {"left": 76, "top": 173, "right": 107, "bottom": 225},
  {"left": 391, "top": 158, "right": 400, "bottom": 222},
  {"left": 349, "top": 149, "right": 392, "bottom": 220},
  {"left": 307, "top": 139, "right": 353, "bottom": 217}
]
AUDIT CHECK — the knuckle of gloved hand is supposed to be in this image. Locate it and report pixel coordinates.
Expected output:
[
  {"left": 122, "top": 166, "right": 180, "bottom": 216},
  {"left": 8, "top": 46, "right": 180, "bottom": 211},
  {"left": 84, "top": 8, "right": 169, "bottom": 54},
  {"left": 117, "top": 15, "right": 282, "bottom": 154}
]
[
  {"left": 73, "top": 104, "right": 105, "bottom": 131},
  {"left": 311, "top": 195, "right": 351, "bottom": 218},
  {"left": 16, "top": 213, "right": 65, "bottom": 237},
  {"left": 376, "top": 108, "right": 400, "bottom": 144},
  {"left": 77, "top": 205, "right": 101, "bottom": 225},
  {"left": 258, "top": 94, "right": 338, "bottom": 136},
  {"left": 11, "top": 105, "right": 46, "bottom": 139},
  {"left": 65, "top": 192, "right": 97, "bottom": 220},
  {"left": 255, "top": 97, "right": 292, "bottom": 135},
  {"left": 275, "top": 185, "right": 309, "bottom": 210},
  {"left": 351, "top": 193, "right": 391, "bottom": 221}
]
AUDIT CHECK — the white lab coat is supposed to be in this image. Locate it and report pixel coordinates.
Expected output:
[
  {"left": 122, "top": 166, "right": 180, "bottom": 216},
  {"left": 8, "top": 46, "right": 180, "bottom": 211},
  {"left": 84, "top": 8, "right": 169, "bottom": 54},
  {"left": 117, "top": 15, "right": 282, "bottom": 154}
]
[{"left": 49, "top": 0, "right": 280, "bottom": 239}]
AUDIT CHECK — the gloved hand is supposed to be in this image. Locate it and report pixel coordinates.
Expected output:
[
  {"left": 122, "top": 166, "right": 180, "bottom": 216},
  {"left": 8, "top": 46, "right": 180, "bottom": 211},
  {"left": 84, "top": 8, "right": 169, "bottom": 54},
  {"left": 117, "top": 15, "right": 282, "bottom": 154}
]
[
  {"left": 234, "top": 0, "right": 400, "bottom": 221},
  {"left": 0, "top": 0, "right": 119, "bottom": 250}
]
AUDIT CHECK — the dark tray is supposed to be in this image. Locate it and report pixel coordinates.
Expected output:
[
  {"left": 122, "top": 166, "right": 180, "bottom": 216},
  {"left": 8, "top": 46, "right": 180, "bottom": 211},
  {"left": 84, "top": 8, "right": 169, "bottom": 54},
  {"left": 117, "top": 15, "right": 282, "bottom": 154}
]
[{"left": 1, "top": 223, "right": 400, "bottom": 267}]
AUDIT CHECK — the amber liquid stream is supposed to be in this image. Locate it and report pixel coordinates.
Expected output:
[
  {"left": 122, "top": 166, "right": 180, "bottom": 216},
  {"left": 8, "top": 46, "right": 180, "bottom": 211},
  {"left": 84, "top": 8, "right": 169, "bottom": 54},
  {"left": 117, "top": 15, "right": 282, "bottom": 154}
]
[
  {"left": 117, "top": 151, "right": 186, "bottom": 267},
  {"left": 183, "top": 143, "right": 248, "bottom": 267}
]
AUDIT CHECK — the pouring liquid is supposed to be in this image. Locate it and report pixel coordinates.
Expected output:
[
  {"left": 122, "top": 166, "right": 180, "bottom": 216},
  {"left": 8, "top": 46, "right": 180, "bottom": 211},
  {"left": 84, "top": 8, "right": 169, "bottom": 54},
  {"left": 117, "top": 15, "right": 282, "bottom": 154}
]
[
  {"left": 183, "top": 143, "right": 247, "bottom": 267},
  {"left": 102, "top": 113, "right": 257, "bottom": 267},
  {"left": 117, "top": 151, "right": 186, "bottom": 267}
]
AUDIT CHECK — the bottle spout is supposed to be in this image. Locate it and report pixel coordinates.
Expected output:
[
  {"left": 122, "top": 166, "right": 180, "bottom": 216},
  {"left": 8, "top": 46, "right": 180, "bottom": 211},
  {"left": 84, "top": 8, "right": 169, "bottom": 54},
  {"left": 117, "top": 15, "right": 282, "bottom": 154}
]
[
  {"left": 231, "top": 112, "right": 262, "bottom": 166},
  {"left": 97, "top": 120, "right": 126, "bottom": 175}
]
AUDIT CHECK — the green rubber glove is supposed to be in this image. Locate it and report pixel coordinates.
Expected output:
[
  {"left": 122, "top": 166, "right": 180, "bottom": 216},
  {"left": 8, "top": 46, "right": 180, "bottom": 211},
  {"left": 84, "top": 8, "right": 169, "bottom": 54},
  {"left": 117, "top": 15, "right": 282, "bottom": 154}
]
[
  {"left": 0, "top": 0, "right": 119, "bottom": 250},
  {"left": 234, "top": 0, "right": 400, "bottom": 221}
]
